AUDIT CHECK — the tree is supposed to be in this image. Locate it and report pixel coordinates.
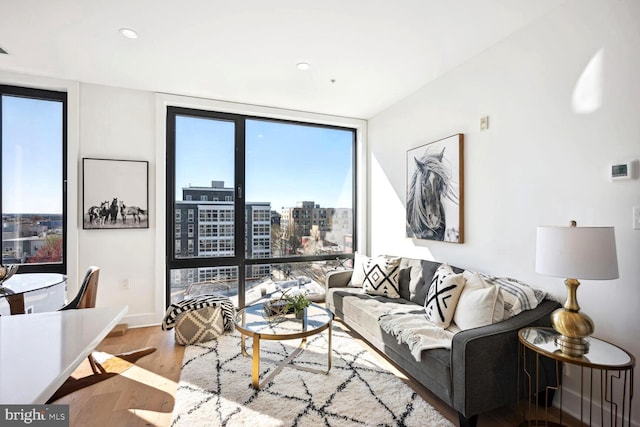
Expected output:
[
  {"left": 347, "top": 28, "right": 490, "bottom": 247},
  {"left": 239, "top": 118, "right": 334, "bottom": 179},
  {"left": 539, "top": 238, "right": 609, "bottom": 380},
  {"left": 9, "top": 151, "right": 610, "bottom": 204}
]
[{"left": 28, "top": 235, "right": 62, "bottom": 263}]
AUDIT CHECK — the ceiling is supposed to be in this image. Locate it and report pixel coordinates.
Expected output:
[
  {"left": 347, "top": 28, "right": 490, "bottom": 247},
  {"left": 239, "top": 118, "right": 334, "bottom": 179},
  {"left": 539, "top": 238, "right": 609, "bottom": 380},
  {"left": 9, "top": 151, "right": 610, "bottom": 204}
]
[{"left": 0, "top": 0, "right": 563, "bottom": 119}]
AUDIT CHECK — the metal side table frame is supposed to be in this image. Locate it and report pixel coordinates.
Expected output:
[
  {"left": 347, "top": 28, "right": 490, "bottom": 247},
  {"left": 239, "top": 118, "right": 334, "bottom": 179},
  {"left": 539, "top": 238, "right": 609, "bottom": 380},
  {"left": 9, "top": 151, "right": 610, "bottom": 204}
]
[{"left": 518, "top": 327, "right": 635, "bottom": 426}]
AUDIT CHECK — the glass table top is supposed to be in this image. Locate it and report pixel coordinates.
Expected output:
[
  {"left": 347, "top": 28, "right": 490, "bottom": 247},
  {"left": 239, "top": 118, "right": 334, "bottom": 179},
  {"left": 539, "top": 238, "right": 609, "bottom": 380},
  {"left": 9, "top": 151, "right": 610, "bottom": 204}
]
[
  {"left": 519, "top": 327, "right": 635, "bottom": 369},
  {"left": 234, "top": 303, "right": 332, "bottom": 339}
]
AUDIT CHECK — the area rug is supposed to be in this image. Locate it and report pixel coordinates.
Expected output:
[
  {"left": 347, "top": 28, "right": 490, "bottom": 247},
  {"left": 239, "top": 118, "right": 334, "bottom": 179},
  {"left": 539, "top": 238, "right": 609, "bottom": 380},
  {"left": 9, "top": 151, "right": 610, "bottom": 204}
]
[
  {"left": 171, "top": 325, "right": 453, "bottom": 427},
  {"left": 47, "top": 346, "right": 156, "bottom": 403}
]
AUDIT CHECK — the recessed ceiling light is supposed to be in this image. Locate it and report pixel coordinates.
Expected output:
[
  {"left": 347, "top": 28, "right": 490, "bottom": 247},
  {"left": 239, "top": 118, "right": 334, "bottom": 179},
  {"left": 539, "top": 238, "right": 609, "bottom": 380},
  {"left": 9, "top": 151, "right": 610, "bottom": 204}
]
[
  {"left": 119, "top": 28, "right": 139, "bottom": 39},
  {"left": 296, "top": 62, "right": 310, "bottom": 71}
]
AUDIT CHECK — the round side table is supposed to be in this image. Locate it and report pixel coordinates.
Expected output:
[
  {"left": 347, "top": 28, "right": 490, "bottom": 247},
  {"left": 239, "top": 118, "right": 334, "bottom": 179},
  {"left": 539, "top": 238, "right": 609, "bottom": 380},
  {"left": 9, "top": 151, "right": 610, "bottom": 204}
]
[{"left": 518, "top": 327, "right": 635, "bottom": 426}]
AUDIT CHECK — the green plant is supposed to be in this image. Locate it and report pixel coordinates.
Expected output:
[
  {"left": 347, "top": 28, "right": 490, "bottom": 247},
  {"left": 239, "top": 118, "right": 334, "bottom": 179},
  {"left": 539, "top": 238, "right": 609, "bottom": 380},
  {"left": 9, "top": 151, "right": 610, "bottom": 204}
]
[{"left": 284, "top": 292, "right": 311, "bottom": 314}]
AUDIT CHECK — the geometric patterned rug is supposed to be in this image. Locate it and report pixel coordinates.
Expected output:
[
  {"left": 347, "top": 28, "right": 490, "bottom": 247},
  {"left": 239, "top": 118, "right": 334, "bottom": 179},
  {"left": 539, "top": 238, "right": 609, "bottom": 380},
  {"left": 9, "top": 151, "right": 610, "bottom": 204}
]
[{"left": 171, "top": 324, "right": 454, "bottom": 427}]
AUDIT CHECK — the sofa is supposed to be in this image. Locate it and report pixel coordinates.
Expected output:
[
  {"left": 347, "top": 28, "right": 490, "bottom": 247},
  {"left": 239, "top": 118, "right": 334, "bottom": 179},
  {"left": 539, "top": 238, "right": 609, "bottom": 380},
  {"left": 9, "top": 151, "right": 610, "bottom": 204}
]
[{"left": 325, "top": 256, "right": 560, "bottom": 427}]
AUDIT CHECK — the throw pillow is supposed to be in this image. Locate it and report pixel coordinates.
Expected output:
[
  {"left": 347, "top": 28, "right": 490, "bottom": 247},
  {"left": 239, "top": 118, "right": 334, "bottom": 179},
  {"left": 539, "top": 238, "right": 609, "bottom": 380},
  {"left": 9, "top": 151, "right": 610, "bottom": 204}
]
[
  {"left": 481, "top": 274, "right": 544, "bottom": 319},
  {"left": 175, "top": 305, "right": 224, "bottom": 345},
  {"left": 454, "top": 272, "right": 504, "bottom": 330},
  {"left": 349, "top": 251, "right": 370, "bottom": 287},
  {"left": 418, "top": 261, "right": 465, "bottom": 305},
  {"left": 424, "top": 271, "right": 465, "bottom": 328},
  {"left": 362, "top": 256, "right": 402, "bottom": 298}
]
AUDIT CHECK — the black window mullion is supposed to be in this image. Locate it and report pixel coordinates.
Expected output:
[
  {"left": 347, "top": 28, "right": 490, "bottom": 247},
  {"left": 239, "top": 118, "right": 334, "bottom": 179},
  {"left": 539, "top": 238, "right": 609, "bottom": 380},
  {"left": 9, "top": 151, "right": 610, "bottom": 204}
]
[{"left": 235, "top": 118, "right": 246, "bottom": 308}]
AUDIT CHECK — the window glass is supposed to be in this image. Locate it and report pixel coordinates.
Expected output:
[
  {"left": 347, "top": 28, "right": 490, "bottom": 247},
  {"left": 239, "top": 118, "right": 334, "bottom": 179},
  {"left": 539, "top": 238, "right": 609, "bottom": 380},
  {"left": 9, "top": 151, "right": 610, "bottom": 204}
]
[{"left": 1, "top": 87, "right": 66, "bottom": 271}]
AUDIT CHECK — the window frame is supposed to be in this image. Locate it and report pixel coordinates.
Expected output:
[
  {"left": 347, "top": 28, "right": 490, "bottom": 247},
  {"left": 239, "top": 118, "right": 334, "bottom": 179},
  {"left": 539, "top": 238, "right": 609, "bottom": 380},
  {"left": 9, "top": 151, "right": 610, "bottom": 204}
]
[
  {"left": 0, "top": 85, "right": 67, "bottom": 274},
  {"left": 165, "top": 106, "right": 357, "bottom": 308}
]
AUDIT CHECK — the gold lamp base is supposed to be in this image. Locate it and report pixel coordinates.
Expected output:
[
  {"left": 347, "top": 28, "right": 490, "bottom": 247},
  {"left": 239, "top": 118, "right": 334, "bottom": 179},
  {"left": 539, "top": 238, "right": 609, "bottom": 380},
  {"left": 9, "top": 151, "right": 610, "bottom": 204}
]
[{"left": 551, "top": 278, "right": 594, "bottom": 357}]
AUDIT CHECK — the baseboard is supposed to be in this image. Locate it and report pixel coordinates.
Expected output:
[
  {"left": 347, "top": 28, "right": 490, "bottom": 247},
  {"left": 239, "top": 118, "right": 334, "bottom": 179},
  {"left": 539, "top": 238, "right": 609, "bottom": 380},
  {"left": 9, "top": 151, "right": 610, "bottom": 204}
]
[{"left": 119, "top": 311, "right": 162, "bottom": 327}]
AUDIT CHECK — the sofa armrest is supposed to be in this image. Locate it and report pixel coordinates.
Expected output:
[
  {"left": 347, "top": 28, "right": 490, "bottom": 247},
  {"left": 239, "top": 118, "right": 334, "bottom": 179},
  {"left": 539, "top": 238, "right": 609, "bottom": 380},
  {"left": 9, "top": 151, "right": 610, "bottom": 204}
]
[
  {"left": 325, "top": 269, "right": 353, "bottom": 290},
  {"left": 450, "top": 299, "right": 561, "bottom": 417}
]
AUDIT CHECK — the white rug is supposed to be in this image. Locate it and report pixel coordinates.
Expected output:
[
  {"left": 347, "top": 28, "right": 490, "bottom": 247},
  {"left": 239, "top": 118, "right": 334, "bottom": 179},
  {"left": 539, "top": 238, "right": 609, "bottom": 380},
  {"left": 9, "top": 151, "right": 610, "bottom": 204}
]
[{"left": 171, "top": 324, "right": 454, "bottom": 427}]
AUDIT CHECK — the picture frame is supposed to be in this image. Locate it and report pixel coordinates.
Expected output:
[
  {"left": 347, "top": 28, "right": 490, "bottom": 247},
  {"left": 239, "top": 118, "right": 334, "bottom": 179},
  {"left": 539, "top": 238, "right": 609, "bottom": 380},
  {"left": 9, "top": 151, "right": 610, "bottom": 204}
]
[
  {"left": 406, "top": 134, "right": 464, "bottom": 243},
  {"left": 82, "top": 158, "right": 149, "bottom": 229}
]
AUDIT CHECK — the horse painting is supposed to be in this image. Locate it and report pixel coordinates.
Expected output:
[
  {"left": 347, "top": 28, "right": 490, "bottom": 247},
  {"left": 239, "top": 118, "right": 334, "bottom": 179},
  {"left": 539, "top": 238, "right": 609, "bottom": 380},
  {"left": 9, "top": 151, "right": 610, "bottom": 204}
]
[
  {"left": 119, "top": 201, "right": 147, "bottom": 224},
  {"left": 406, "top": 141, "right": 461, "bottom": 242},
  {"left": 82, "top": 158, "right": 149, "bottom": 230}
]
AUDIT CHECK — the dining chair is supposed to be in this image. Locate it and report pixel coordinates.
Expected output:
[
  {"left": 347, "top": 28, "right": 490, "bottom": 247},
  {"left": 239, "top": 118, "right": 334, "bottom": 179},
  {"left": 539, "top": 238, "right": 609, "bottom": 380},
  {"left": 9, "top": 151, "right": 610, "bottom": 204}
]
[
  {"left": 60, "top": 266, "right": 99, "bottom": 310},
  {"left": 59, "top": 266, "right": 103, "bottom": 373}
]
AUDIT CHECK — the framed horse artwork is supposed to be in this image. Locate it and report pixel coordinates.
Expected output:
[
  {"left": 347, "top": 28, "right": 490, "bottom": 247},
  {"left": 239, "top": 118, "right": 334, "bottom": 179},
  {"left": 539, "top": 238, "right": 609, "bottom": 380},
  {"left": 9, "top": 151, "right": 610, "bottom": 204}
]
[
  {"left": 82, "top": 158, "right": 149, "bottom": 229},
  {"left": 406, "top": 134, "right": 464, "bottom": 243}
]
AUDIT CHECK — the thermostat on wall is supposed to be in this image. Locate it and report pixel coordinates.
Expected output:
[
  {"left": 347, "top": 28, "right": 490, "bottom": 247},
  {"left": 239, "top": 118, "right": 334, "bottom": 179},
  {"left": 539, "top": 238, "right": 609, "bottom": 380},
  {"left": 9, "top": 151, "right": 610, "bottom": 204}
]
[{"left": 609, "top": 161, "right": 634, "bottom": 181}]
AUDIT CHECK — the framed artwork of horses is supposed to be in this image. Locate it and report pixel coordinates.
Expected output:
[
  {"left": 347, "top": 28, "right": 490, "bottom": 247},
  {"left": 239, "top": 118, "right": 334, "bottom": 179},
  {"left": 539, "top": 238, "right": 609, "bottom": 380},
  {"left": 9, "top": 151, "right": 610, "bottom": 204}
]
[
  {"left": 406, "top": 134, "right": 464, "bottom": 243},
  {"left": 82, "top": 158, "right": 149, "bottom": 229}
]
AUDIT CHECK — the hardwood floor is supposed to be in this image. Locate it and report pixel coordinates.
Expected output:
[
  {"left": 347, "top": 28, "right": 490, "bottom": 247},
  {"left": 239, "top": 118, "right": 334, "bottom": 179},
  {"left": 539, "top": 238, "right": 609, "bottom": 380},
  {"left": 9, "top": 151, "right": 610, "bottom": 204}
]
[{"left": 54, "top": 323, "right": 580, "bottom": 427}]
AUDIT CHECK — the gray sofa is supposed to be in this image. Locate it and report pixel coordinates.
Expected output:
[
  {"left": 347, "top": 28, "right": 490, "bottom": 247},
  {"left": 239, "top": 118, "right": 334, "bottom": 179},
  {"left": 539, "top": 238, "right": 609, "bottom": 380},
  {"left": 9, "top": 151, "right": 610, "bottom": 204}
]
[{"left": 325, "top": 258, "right": 560, "bottom": 427}]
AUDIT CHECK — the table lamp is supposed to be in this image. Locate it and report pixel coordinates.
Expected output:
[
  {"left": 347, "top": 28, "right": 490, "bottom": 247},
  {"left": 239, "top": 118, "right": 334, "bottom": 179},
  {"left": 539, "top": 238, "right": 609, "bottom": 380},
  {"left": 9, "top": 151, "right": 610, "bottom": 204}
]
[{"left": 535, "top": 221, "right": 618, "bottom": 356}]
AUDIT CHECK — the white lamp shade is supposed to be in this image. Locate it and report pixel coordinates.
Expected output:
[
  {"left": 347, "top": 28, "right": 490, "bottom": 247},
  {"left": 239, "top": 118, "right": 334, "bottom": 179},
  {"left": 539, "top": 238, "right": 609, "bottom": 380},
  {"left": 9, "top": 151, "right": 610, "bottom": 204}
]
[{"left": 535, "top": 226, "right": 619, "bottom": 280}]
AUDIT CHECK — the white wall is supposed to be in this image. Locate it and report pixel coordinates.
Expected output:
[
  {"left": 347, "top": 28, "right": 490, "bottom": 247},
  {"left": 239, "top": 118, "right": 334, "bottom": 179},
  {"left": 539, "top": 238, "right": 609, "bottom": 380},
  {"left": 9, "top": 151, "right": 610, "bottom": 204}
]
[
  {"left": 367, "top": 0, "right": 639, "bottom": 424},
  {"left": 78, "top": 84, "right": 158, "bottom": 325}
]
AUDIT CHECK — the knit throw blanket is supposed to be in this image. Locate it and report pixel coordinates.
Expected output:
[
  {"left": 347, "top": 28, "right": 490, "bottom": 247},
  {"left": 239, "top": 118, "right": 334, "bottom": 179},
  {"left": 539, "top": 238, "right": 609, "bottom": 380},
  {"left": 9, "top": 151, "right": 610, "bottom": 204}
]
[
  {"left": 378, "top": 313, "right": 455, "bottom": 362},
  {"left": 162, "top": 294, "right": 236, "bottom": 332}
]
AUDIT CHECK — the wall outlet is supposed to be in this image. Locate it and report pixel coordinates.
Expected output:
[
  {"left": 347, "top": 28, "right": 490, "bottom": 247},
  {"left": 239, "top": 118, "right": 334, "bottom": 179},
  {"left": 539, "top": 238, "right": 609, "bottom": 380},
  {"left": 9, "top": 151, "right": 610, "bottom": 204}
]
[
  {"left": 480, "top": 116, "right": 489, "bottom": 131},
  {"left": 122, "top": 278, "right": 130, "bottom": 290},
  {"left": 634, "top": 207, "right": 640, "bottom": 230}
]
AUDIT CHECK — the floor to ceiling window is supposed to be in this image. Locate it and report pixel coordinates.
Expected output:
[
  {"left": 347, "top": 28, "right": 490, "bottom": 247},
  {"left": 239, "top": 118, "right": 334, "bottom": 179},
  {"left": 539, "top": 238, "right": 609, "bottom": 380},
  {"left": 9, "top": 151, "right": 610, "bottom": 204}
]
[
  {"left": 0, "top": 85, "right": 67, "bottom": 273},
  {"left": 166, "top": 107, "right": 356, "bottom": 308}
]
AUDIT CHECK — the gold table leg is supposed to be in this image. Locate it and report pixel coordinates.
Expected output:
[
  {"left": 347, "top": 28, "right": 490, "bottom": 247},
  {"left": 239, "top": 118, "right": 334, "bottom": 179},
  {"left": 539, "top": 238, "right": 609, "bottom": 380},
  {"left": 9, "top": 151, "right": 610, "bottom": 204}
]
[
  {"left": 244, "top": 323, "right": 333, "bottom": 390},
  {"left": 252, "top": 334, "right": 260, "bottom": 389}
]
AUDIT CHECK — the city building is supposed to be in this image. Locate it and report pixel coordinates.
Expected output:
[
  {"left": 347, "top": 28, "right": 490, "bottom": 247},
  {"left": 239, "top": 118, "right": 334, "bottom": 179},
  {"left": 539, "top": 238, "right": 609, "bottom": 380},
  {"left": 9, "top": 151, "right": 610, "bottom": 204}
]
[{"left": 173, "top": 181, "right": 271, "bottom": 286}]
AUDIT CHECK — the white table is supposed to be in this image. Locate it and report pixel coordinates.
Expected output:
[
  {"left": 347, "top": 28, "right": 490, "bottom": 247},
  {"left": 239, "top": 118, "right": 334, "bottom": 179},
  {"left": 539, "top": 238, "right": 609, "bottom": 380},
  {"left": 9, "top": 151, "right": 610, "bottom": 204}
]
[{"left": 0, "top": 305, "right": 128, "bottom": 404}]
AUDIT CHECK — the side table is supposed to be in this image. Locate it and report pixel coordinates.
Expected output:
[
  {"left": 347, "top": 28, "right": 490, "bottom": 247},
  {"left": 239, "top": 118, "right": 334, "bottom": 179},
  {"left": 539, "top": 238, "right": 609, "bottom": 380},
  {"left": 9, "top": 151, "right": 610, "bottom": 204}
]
[{"left": 518, "top": 327, "right": 635, "bottom": 426}]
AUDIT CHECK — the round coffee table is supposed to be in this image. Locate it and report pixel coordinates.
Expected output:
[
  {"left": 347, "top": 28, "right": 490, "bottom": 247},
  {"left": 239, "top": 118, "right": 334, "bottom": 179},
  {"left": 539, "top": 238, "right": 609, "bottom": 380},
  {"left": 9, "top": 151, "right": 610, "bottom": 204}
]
[{"left": 234, "top": 302, "right": 333, "bottom": 390}]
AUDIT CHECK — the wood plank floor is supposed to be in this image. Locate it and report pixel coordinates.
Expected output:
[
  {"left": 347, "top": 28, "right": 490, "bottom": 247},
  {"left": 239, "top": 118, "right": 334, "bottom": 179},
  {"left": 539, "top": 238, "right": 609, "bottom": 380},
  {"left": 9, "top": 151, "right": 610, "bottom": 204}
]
[{"left": 53, "top": 323, "right": 581, "bottom": 427}]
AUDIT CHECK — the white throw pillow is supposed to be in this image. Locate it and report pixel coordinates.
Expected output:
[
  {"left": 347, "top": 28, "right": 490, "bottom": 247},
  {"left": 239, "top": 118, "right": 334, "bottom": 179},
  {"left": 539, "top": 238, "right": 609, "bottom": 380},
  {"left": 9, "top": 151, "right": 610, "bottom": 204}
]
[
  {"left": 424, "top": 272, "right": 465, "bottom": 328},
  {"left": 454, "top": 272, "right": 504, "bottom": 330},
  {"left": 362, "top": 256, "right": 402, "bottom": 298},
  {"left": 350, "top": 252, "right": 370, "bottom": 287}
]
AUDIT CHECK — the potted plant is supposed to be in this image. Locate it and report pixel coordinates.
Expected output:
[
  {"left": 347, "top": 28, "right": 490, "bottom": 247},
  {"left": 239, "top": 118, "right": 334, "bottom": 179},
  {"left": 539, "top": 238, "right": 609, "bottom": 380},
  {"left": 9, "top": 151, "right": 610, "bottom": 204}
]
[{"left": 285, "top": 292, "right": 311, "bottom": 319}]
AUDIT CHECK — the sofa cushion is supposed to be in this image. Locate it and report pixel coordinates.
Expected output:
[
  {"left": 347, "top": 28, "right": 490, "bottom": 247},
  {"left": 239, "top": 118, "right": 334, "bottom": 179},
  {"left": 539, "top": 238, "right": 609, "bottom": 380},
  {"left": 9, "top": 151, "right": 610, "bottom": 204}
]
[
  {"left": 454, "top": 272, "right": 504, "bottom": 330},
  {"left": 398, "top": 258, "right": 422, "bottom": 301},
  {"left": 363, "top": 256, "right": 401, "bottom": 298},
  {"left": 425, "top": 267, "right": 465, "bottom": 328}
]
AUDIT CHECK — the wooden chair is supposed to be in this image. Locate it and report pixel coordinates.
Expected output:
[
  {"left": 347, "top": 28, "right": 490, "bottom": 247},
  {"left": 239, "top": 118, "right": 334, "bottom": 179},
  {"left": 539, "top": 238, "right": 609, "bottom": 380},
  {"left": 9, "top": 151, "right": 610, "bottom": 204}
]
[
  {"left": 60, "top": 266, "right": 99, "bottom": 310},
  {"left": 59, "top": 266, "right": 103, "bottom": 373}
]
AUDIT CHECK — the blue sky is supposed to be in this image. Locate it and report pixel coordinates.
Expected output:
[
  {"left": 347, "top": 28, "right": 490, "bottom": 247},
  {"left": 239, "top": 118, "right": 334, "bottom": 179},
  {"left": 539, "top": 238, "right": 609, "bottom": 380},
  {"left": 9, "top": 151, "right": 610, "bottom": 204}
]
[
  {"left": 175, "top": 116, "right": 354, "bottom": 211},
  {"left": 1, "top": 99, "right": 354, "bottom": 215},
  {"left": 2, "top": 95, "right": 63, "bottom": 214}
]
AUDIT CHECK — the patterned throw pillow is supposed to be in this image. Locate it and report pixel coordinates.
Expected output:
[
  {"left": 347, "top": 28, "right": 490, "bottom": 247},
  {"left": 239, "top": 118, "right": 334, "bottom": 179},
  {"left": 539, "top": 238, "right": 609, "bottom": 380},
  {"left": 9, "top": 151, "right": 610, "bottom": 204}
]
[
  {"left": 175, "top": 306, "right": 225, "bottom": 345},
  {"left": 362, "top": 256, "right": 402, "bottom": 298},
  {"left": 424, "top": 267, "right": 465, "bottom": 328}
]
